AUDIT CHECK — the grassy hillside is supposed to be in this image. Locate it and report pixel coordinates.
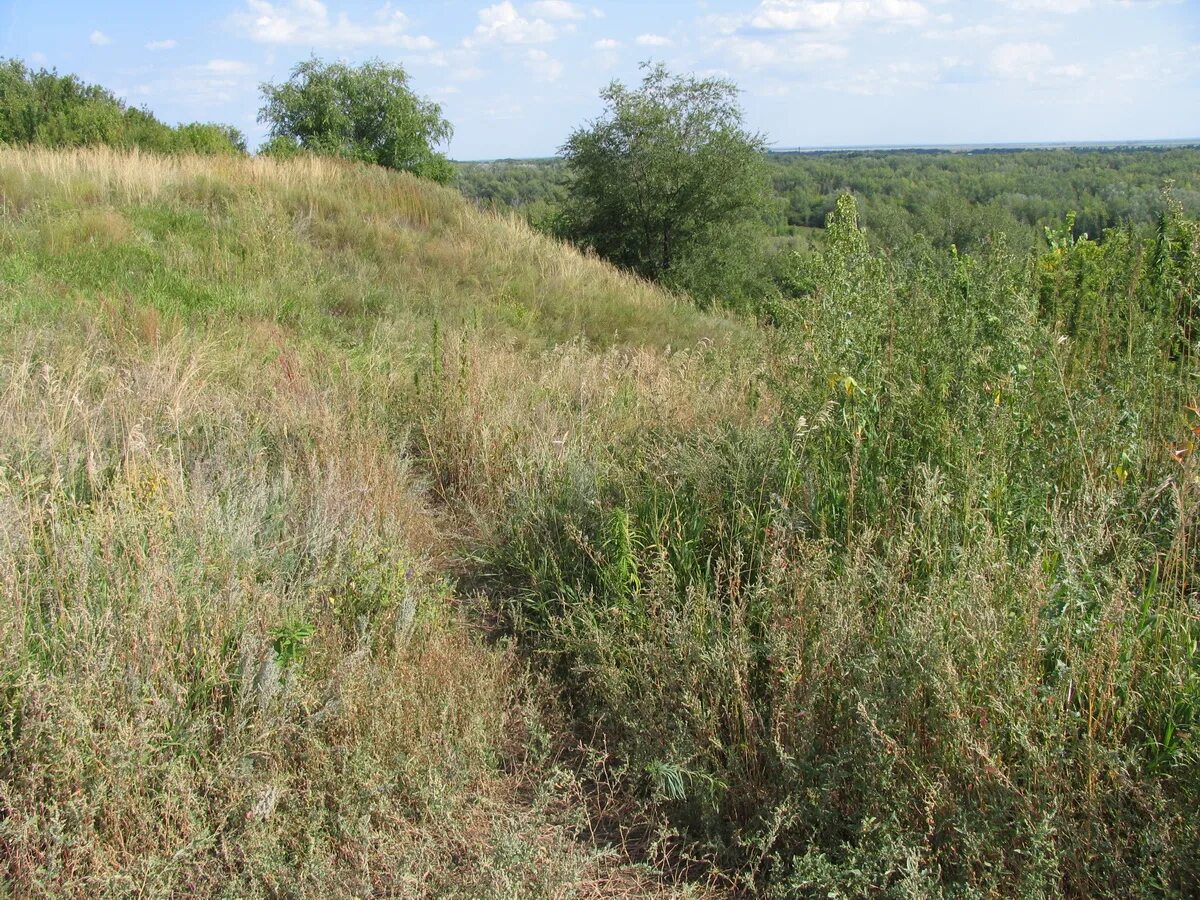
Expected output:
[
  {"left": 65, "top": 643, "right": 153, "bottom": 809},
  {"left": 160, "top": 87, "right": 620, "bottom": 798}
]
[
  {"left": 0, "top": 147, "right": 746, "bottom": 897},
  {"left": 2, "top": 147, "right": 1198, "bottom": 897}
]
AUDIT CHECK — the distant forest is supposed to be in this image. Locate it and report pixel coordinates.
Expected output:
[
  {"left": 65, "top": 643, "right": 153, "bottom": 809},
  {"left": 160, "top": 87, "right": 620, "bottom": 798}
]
[{"left": 456, "top": 145, "right": 1200, "bottom": 253}]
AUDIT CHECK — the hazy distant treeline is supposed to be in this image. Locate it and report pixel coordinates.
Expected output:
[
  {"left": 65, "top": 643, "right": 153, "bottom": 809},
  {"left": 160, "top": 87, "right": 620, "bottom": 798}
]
[{"left": 457, "top": 145, "right": 1200, "bottom": 253}]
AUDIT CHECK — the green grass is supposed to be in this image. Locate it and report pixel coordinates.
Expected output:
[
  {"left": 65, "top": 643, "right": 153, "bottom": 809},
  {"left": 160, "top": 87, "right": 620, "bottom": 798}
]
[
  {"left": 0, "top": 147, "right": 731, "bottom": 897},
  {"left": 1, "top": 147, "right": 1198, "bottom": 897},
  {"left": 480, "top": 197, "right": 1200, "bottom": 894}
]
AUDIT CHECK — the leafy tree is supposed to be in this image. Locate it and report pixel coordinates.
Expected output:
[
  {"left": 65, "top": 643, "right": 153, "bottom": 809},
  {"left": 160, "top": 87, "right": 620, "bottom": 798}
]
[
  {"left": 171, "top": 122, "right": 248, "bottom": 155},
  {"left": 258, "top": 58, "right": 453, "bottom": 183},
  {"left": 0, "top": 57, "right": 245, "bottom": 155},
  {"left": 559, "top": 63, "right": 771, "bottom": 308}
]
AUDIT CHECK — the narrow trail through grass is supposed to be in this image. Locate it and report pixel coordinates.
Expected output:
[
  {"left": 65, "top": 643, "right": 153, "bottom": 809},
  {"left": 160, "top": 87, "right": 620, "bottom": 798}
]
[
  {"left": 0, "top": 147, "right": 746, "bottom": 897},
  {"left": 2, "top": 147, "right": 1197, "bottom": 897}
]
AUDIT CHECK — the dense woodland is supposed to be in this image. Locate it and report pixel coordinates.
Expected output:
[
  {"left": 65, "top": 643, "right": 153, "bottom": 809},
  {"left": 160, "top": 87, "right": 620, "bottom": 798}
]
[
  {"left": 2, "top": 57, "right": 1199, "bottom": 897},
  {"left": 457, "top": 145, "right": 1200, "bottom": 254}
]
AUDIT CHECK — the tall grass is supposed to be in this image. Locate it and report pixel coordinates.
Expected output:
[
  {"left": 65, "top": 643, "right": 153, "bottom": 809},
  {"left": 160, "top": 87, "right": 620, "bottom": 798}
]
[
  {"left": 0, "top": 148, "right": 734, "bottom": 897},
  {"left": 2, "top": 147, "right": 1196, "bottom": 896},
  {"left": 479, "top": 196, "right": 1200, "bottom": 894}
]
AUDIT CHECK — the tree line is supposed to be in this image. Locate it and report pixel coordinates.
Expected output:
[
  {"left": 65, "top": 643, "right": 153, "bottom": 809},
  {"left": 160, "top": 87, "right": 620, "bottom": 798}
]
[
  {"left": 459, "top": 145, "right": 1200, "bottom": 255},
  {"left": 0, "top": 58, "right": 247, "bottom": 156},
  {"left": 6, "top": 53, "right": 1198, "bottom": 313},
  {"left": 0, "top": 56, "right": 456, "bottom": 179}
]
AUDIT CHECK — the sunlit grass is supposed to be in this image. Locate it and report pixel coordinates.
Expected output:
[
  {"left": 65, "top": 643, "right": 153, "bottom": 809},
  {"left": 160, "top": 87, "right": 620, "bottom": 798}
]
[{"left": 2, "top": 147, "right": 1197, "bottom": 897}]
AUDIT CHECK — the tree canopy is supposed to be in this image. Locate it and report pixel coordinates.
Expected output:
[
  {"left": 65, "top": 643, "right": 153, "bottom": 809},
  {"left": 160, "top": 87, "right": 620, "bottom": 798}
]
[
  {"left": 258, "top": 58, "right": 453, "bottom": 183},
  {"left": 0, "top": 58, "right": 245, "bottom": 155},
  {"left": 559, "top": 63, "right": 771, "bottom": 307}
]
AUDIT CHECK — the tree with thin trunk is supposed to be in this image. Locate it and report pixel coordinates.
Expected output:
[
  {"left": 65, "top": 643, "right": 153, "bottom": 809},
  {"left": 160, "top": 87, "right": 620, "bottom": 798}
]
[
  {"left": 258, "top": 58, "right": 453, "bottom": 183},
  {"left": 559, "top": 63, "right": 770, "bottom": 308}
]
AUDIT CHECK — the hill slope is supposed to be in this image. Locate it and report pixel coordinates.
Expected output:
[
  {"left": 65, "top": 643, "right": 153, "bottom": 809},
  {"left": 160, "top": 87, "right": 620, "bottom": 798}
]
[
  {"left": 2, "top": 148, "right": 1198, "bottom": 898},
  {"left": 0, "top": 147, "right": 750, "bottom": 897}
]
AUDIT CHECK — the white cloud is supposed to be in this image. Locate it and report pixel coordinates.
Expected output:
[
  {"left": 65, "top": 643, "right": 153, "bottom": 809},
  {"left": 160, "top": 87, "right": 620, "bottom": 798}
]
[
  {"left": 987, "top": 41, "right": 1090, "bottom": 87},
  {"left": 29, "top": 51, "right": 48, "bottom": 64},
  {"left": 635, "top": 33, "right": 673, "bottom": 46},
  {"left": 717, "top": 35, "right": 847, "bottom": 70},
  {"left": 750, "top": 0, "right": 929, "bottom": 32},
  {"left": 124, "top": 60, "right": 260, "bottom": 109},
  {"left": 231, "top": 0, "right": 436, "bottom": 49},
  {"left": 145, "top": 39, "right": 177, "bottom": 50},
  {"left": 989, "top": 41, "right": 1055, "bottom": 80},
  {"left": 925, "top": 23, "right": 1006, "bottom": 40},
  {"left": 593, "top": 37, "right": 621, "bottom": 50},
  {"left": 524, "top": 48, "right": 564, "bottom": 81},
  {"left": 89, "top": 30, "right": 111, "bottom": 46},
  {"left": 999, "top": 0, "right": 1183, "bottom": 11},
  {"left": 527, "top": 0, "right": 584, "bottom": 19},
  {"left": 1000, "top": 0, "right": 1092, "bottom": 11},
  {"left": 419, "top": 47, "right": 487, "bottom": 76},
  {"left": 483, "top": 100, "right": 524, "bottom": 121},
  {"left": 466, "top": 2, "right": 558, "bottom": 46},
  {"left": 206, "top": 59, "right": 253, "bottom": 74},
  {"left": 1110, "top": 42, "right": 1200, "bottom": 84},
  {"left": 830, "top": 58, "right": 952, "bottom": 94}
]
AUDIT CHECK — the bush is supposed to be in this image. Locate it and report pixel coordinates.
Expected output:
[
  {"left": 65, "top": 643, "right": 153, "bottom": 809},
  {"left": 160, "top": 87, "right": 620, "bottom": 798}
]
[
  {"left": 0, "top": 58, "right": 245, "bottom": 155},
  {"left": 484, "top": 194, "right": 1200, "bottom": 894},
  {"left": 258, "top": 58, "right": 453, "bottom": 182},
  {"left": 558, "top": 64, "right": 772, "bottom": 309}
]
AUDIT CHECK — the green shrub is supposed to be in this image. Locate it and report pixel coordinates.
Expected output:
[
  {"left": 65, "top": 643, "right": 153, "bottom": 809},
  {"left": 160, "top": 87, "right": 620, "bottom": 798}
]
[
  {"left": 484, "top": 194, "right": 1200, "bottom": 894},
  {"left": 0, "top": 57, "right": 245, "bottom": 155}
]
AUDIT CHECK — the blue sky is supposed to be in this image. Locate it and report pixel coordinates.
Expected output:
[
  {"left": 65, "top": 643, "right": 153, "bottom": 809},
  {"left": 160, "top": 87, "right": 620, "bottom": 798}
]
[{"left": 3, "top": 0, "right": 1198, "bottom": 158}]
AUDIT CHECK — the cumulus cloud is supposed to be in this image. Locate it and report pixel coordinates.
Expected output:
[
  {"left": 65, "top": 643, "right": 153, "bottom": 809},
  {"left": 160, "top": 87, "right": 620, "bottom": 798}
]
[
  {"left": 125, "top": 59, "right": 260, "bottom": 110},
  {"left": 750, "top": 0, "right": 930, "bottom": 32},
  {"left": 1110, "top": 42, "right": 1200, "bottom": 84},
  {"left": 466, "top": 2, "right": 559, "bottom": 46},
  {"left": 989, "top": 41, "right": 1085, "bottom": 82},
  {"left": 527, "top": 0, "right": 584, "bottom": 19},
  {"left": 89, "top": 30, "right": 111, "bottom": 46},
  {"left": 999, "top": 0, "right": 1092, "bottom": 11},
  {"left": 524, "top": 48, "right": 564, "bottom": 80},
  {"left": 635, "top": 33, "right": 673, "bottom": 46},
  {"left": 716, "top": 35, "right": 848, "bottom": 70},
  {"left": 999, "top": 0, "right": 1184, "bottom": 11},
  {"left": 231, "top": 0, "right": 436, "bottom": 49},
  {"left": 206, "top": 59, "right": 253, "bottom": 74},
  {"left": 145, "top": 38, "right": 177, "bottom": 50},
  {"left": 828, "top": 58, "right": 957, "bottom": 94},
  {"left": 925, "top": 23, "right": 1009, "bottom": 41},
  {"left": 453, "top": 65, "right": 486, "bottom": 81},
  {"left": 989, "top": 41, "right": 1055, "bottom": 79},
  {"left": 593, "top": 37, "right": 621, "bottom": 50}
]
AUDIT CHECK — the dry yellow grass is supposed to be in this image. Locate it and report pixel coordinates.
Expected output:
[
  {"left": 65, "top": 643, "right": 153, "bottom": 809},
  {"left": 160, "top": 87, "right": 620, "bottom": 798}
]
[
  {"left": 0, "top": 146, "right": 741, "bottom": 897},
  {"left": 5, "top": 139, "right": 1199, "bottom": 897}
]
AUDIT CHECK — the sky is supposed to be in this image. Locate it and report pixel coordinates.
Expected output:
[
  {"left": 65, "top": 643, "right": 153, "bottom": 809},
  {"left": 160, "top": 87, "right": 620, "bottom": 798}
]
[{"left": 2, "top": 0, "right": 1198, "bottom": 159}]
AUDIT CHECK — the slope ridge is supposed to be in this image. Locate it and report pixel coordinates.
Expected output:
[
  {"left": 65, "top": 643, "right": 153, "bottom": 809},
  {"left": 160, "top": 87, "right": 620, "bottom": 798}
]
[{"left": 0, "top": 147, "right": 745, "bottom": 896}]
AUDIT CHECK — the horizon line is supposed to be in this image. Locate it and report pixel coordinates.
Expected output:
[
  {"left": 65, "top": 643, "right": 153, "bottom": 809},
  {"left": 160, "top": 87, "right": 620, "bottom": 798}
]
[{"left": 453, "top": 137, "right": 1200, "bottom": 164}]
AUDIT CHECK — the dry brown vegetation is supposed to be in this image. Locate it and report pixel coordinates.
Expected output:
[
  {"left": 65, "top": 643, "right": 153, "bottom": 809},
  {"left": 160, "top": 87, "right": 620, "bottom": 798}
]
[
  {"left": 1, "top": 148, "right": 1197, "bottom": 897},
  {"left": 0, "top": 148, "right": 742, "bottom": 897}
]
